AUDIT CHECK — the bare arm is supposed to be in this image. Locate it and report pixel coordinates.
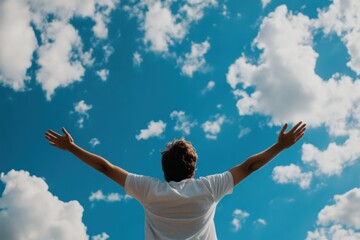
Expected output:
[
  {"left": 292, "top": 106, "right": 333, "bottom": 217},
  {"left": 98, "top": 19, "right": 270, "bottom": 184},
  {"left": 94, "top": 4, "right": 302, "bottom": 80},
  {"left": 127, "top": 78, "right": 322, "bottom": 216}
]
[
  {"left": 45, "top": 128, "right": 128, "bottom": 187},
  {"left": 230, "top": 121, "right": 306, "bottom": 186}
]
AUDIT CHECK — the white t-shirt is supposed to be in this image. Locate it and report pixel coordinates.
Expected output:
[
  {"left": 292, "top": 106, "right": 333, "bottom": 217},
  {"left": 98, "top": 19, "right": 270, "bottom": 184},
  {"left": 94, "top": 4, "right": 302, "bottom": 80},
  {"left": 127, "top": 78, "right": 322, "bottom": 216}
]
[{"left": 125, "top": 171, "right": 234, "bottom": 240}]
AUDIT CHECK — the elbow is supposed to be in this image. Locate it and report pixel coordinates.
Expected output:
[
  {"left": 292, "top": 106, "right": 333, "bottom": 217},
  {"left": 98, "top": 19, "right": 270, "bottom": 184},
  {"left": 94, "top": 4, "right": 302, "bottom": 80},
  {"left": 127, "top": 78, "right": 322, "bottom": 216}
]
[
  {"left": 247, "top": 160, "right": 260, "bottom": 173},
  {"left": 98, "top": 162, "right": 111, "bottom": 175}
]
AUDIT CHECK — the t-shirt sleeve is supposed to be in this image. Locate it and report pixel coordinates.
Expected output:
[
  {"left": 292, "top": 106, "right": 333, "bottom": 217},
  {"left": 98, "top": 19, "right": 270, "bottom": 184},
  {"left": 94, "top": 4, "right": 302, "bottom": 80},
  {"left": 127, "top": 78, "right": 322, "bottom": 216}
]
[
  {"left": 125, "top": 173, "right": 156, "bottom": 203},
  {"left": 202, "top": 171, "right": 234, "bottom": 202}
]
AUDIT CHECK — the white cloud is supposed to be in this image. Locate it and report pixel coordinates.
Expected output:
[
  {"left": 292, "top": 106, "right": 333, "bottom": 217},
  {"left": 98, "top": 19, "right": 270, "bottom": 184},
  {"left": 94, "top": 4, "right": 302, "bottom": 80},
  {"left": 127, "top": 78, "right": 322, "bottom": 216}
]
[
  {"left": 0, "top": 0, "right": 37, "bottom": 91},
  {"left": 89, "top": 138, "right": 101, "bottom": 148},
  {"left": 74, "top": 100, "right": 92, "bottom": 128},
  {"left": 170, "top": 111, "right": 197, "bottom": 135},
  {"left": 37, "top": 21, "right": 85, "bottom": 100},
  {"left": 133, "top": 51, "right": 143, "bottom": 66},
  {"left": 307, "top": 224, "right": 360, "bottom": 240},
  {"left": 272, "top": 164, "right": 312, "bottom": 189},
  {"left": 75, "top": 100, "right": 92, "bottom": 116},
  {"left": 135, "top": 120, "right": 166, "bottom": 140},
  {"left": 0, "top": 170, "right": 88, "bottom": 240},
  {"left": 222, "top": 4, "right": 229, "bottom": 18},
  {"left": 231, "top": 209, "right": 249, "bottom": 232},
  {"left": 89, "top": 190, "right": 132, "bottom": 202},
  {"left": 143, "top": 1, "right": 186, "bottom": 52},
  {"left": 253, "top": 218, "right": 267, "bottom": 226},
  {"left": 123, "top": 0, "right": 217, "bottom": 53},
  {"left": 92, "top": 232, "right": 110, "bottom": 240},
  {"left": 96, "top": 69, "right": 109, "bottom": 81},
  {"left": 103, "top": 44, "right": 114, "bottom": 63},
  {"left": 201, "top": 80, "right": 215, "bottom": 94},
  {"left": 179, "top": 40, "right": 210, "bottom": 77},
  {"left": 317, "top": 188, "right": 360, "bottom": 229},
  {"left": 302, "top": 132, "right": 360, "bottom": 176},
  {"left": 226, "top": 5, "right": 360, "bottom": 184},
  {"left": 0, "top": 0, "right": 118, "bottom": 100},
  {"left": 238, "top": 127, "right": 251, "bottom": 139},
  {"left": 201, "top": 114, "right": 226, "bottom": 140},
  {"left": 316, "top": 0, "right": 360, "bottom": 75},
  {"left": 92, "top": 0, "right": 119, "bottom": 39},
  {"left": 306, "top": 188, "right": 360, "bottom": 239},
  {"left": 92, "top": 232, "right": 109, "bottom": 240},
  {"left": 261, "top": 0, "right": 271, "bottom": 9}
]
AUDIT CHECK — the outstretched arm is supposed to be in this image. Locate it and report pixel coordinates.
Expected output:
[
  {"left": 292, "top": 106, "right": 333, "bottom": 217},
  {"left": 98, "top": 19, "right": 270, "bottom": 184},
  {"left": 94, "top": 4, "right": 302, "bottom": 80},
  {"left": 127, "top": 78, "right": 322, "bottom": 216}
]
[
  {"left": 45, "top": 128, "right": 128, "bottom": 187},
  {"left": 229, "top": 121, "right": 306, "bottom": 186}
]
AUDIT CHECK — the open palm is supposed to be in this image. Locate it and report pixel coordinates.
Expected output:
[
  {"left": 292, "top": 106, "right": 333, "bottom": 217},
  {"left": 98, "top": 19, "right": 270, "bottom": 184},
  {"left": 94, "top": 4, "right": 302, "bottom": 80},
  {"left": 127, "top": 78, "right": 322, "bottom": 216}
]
[
  {"left": 277, "top": 121, "right": 306, "bottom": 149},
  {"left": 45, "top": 127, "right": 74, "bottom": 151}
]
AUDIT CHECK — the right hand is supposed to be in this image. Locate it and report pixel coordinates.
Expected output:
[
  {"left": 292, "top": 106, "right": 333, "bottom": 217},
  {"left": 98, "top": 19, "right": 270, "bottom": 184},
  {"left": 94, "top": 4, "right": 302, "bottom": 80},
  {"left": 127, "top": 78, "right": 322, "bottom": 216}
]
[
  {"left": 45, "top": 127, "right": 75, "bottom": 151},
  {"left": 277, "top": 121, "right": 306, "bottom": 149}
]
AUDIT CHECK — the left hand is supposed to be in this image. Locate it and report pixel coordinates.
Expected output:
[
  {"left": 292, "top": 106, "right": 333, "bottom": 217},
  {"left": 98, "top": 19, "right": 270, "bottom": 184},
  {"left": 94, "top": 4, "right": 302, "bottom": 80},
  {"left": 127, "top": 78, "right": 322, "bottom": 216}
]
[{"left": 277, "top": 121, "right": 306, "bottom": 149}]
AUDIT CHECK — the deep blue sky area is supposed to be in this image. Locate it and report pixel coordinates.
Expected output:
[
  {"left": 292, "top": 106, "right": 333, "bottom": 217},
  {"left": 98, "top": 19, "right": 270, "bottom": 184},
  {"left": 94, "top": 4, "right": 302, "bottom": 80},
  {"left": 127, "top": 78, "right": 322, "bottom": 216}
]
[{"left": 1, "top": 0, "right": 360, "bottom": 239}]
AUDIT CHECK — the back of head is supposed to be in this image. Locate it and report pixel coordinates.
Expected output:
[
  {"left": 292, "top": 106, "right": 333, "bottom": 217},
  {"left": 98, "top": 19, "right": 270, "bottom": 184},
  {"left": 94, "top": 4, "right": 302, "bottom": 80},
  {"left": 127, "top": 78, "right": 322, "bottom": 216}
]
[{"left": 161, "top": 138, "right": 198, "bottom": 182}]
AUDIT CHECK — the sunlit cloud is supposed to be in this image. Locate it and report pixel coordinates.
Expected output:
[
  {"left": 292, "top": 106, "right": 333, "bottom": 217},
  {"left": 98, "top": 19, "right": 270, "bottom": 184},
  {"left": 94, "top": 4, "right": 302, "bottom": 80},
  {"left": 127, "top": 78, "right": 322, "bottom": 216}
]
[{"left": 136, "top": 120, "right": 166, "bottom": 140}]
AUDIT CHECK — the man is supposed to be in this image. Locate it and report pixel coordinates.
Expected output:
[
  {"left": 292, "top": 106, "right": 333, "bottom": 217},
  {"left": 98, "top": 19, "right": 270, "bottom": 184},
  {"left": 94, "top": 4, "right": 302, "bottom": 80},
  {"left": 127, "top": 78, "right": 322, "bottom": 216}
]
[{"left": 45, "top": 121, "right": 306, "bottom": 239}]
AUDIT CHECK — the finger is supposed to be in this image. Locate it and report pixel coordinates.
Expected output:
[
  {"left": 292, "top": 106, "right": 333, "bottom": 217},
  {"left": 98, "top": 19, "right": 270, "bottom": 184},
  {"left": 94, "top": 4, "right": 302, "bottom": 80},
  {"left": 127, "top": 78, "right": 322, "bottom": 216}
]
[
  {"left": 294, "top": 123, "right": 306, "bottom": 135},
  {"left": 49, "top": 141, "right": 57, "bottom": 147},
  {"left": 295, "top": 132, "right": 305, "bottom": 142},
  {"left": 48, "top": 129, "right": 62, "bottom": 138},
  {"left": 62, "top": 127, "right": 70, "bottom": 138},
  {"left": 45, "top": 132, "right": 57, "bottom": 141},
  {"left": 280, "top": 123, "right": 288, "bottom": 135},
  {"left": 289, "top": 121, "right": 303, "bottom": 134}
]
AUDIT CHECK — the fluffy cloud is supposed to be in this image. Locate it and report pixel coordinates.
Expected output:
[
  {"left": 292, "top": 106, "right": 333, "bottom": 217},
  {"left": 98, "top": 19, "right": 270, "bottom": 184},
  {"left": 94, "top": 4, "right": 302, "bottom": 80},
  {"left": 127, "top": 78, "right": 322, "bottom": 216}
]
[
  {"left": 0, "top": 0, "right": 118, "bottom": 100},
  {"left": 272, "top": 164, "right": 312, "bottom": 189},
  {"left": 170, "top": 111, "right": 197, "bottom": 135},
  {"left": 0, "top": 0, "right": 37, "bottom": 91},
  {"left": 231, "top": 209, "right": 249, "bottom": 232},
  {"left": 307, "top": 225, "right": 360, "bottom": 240},
  {"left": 178, "top": 40, "right": 210, "bottom": 77},
  {"left": 136, "top": 120, "right": 166, "bottom": 140},
  {"left": 316, "top": 0, "right": 360, "bottom": 75},
  {"left": 123, "top": 0, "right": 217, "bottom": 53},
  {"left": 89, "top": 138, "right": 101, "bottom": 148},
  {"left": 96, "top": 69, "right": 109, "bottom": 81},
  {"left": 202, "top": 80, "right": 215, "bottom": 94},
  {"left": 253, "top": 218, "right": 267, "bottom": 226},
  {"left": 89, "top": 190, "right": 132, "bottom": 202},
  {"left": 92, "top": 232, "right": 110, "bottom": 240},
  {"left": 143, "top": 2, "right": 185, "bottom": 52},
  {"left": 73, "top": 100, "right": 93, "bottom": 128},
  {"left": 133, "top": 51, "right": 143, "bottom": 66},
  {"left": 238, "top": 127, "right": 251, "bottom": 139},
  {"left": 306, "top": 188, "right": 360, "bottom": 239},
  {"left": 201, "top": 114, "right": 226, "bottom": 140},
  {"left": 36, "top": 21, "right": 85, "bottom": 100},
  {"left": 261, "top": 0, "right": 271, "bottom": 9},
  {"left": 0, "top": 170, "right": 88, "bottom": 240},
  {"left": 226, "top": 5, "right": 360, "bottom": 184},
  {"left": 302, "top": 132, "right": 360, "bottom": 176}
]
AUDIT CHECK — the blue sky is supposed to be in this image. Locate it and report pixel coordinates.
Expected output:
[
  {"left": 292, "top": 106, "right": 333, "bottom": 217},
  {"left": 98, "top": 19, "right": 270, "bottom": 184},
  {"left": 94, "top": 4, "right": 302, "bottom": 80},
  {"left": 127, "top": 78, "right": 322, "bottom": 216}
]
[{"left": 1, "top": 0, "right": 360, "bottom": 239}]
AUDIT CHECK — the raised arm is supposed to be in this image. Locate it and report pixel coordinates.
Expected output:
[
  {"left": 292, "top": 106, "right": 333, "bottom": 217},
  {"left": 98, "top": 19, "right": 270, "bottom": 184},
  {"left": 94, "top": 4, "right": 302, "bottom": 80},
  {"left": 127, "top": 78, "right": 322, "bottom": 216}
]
[
  {"left": 229, "top": 121, "right": 306, "bottom": 186},
  {"left": 45, "top": 127, "right": 128, "bottom": 187}
]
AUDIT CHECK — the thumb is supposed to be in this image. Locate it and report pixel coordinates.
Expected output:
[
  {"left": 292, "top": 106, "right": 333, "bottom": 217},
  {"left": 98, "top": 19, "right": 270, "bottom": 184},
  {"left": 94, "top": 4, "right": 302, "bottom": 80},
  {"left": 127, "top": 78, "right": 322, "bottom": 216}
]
[{"left": 62, "top": 127, "right": 70, "bottom": 138}]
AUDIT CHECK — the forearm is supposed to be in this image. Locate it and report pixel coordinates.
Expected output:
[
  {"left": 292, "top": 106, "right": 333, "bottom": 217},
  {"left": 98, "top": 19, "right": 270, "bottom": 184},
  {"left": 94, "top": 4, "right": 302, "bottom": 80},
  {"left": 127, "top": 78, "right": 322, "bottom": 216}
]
[
  {"left": 245, "top": 142, "right": 285, "bottom": 172},
  {"left": 68, "top": 143, "right": 111, "bottom": 173}
]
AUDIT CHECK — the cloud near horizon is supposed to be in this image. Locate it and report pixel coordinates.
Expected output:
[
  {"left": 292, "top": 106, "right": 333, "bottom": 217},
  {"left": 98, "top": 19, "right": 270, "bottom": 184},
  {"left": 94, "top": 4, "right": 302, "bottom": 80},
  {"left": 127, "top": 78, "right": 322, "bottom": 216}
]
[{"left": 0, "top": 170, "right": 88, "bottom": 240}]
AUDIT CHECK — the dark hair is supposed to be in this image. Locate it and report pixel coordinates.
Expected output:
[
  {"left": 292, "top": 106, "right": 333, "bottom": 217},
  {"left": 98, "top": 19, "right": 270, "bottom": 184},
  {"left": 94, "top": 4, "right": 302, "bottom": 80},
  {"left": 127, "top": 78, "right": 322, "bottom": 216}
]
[{"left": 161, "top": 138, "right": 198, "bottom": 182}]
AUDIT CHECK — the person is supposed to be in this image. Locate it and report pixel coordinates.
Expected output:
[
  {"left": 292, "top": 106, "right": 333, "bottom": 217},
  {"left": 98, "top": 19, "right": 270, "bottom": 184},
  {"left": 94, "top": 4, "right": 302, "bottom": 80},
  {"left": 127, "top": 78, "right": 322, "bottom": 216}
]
[{"left": 45, "top": 121, "right": 306, "bottom": 239}]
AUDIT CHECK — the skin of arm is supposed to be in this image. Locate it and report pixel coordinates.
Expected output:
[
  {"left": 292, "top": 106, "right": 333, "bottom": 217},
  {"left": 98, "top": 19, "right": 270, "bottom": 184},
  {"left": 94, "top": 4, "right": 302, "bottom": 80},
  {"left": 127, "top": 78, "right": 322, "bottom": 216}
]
[
  {"left": 229, "top": 121, "right": 307, "bottom": 186},
  {"left": 45, "top": 128, "right": 128, "bottom": 187}
]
